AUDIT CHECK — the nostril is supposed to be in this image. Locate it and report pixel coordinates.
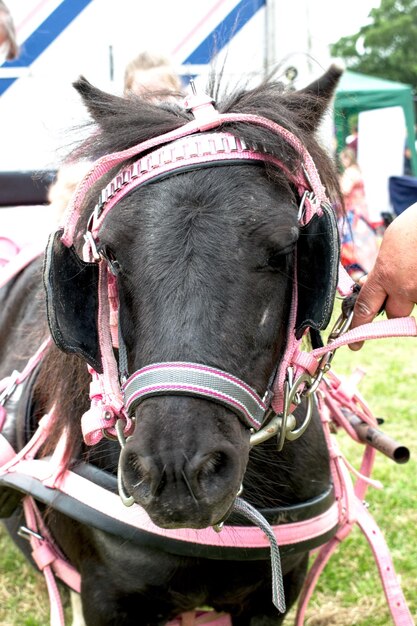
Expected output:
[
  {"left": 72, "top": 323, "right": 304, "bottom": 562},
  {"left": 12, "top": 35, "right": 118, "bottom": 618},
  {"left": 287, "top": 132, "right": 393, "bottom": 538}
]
[
  {"left": 121, "top": 450, "right": 165, "bottom": 499},
  {"left": 196, "top": 450, "right": 234, "bottom": 490},
  {"left": 121, "top": 450, "right": 148, "bottom": 495}
]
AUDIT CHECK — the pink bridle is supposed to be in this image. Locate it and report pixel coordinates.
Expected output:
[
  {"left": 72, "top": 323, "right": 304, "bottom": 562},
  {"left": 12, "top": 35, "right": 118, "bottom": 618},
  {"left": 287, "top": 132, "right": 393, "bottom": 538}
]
[{"left": 55, "top": 93, "right": 337, "bottom": 450}]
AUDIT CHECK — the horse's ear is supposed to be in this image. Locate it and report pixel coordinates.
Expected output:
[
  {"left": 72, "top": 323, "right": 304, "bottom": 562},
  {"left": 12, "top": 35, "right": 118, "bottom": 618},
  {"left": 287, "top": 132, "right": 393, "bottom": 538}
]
[
  {"left": 284, "top": 64, "right": 343, "bottom": 132},
  {"left": 73, "top": 76, "right": 128, "bottom": 122}
]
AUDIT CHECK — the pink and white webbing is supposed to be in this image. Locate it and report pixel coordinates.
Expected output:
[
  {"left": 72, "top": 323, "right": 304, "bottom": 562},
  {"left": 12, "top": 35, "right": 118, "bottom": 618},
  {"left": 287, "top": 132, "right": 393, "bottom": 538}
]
[{"left": 123, "top": 362, "right": 267, "bottom": 430}]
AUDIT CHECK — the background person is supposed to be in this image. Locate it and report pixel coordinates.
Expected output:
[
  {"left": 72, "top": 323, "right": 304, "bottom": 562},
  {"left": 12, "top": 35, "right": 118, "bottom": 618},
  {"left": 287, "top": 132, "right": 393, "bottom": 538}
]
[
  {"left": 338, "top": 147, "right": 378, "bottom": 280},
  {"left": 0, "top": 1, "right": 18, "bottom": 61},
  {"left": 123, "top": 50, "right": 182, "bottom": 99},
  {"left": 339, "top": 147, "right": 369, "bottom": 222}
]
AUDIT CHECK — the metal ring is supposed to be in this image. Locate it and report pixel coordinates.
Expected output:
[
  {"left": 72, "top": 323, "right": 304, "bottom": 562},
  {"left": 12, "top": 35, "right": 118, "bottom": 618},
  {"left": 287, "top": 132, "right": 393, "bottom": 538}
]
[
  {"left": 115, "top": 418, "right": 127, "bottom": 448},
  {"left": 117, "top": 453, "right": 135, "bottom": 507},
  {"left": 284, "top": 373, "right": 314, "bottom": 441},
  {"left": 285, "top": 395, "right": 314, "bottom": 441},
  {"left": 101, "top": 428, "right": 118, "bottom": 441},
  {"left": 250, "top": 413, "right": 284, "bottom": 446}
]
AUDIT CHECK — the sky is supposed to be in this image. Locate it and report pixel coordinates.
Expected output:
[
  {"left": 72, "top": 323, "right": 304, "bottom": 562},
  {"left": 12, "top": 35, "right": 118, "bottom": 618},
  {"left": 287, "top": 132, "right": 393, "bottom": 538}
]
[
  {"left": 268, "top": 0, "right": 382, "bottom": 85},
  {"left": 312, "top": 0, "right": 381, "bottom": 44},
  {"left": 307, "top": 0, "right": 381, "bottom": 64}
]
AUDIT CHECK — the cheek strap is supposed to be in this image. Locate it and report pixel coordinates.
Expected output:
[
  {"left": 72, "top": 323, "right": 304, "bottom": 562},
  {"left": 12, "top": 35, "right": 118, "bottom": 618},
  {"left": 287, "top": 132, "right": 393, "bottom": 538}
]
[{"left": 122, "top": 362, "right": 267, "bottom": 431}]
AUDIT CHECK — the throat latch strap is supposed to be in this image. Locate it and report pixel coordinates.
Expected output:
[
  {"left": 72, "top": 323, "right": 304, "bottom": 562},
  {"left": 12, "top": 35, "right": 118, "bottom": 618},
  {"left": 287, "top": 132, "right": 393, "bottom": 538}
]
[{"left": 123, "top": 362, "right": 266, "bottom": 430}]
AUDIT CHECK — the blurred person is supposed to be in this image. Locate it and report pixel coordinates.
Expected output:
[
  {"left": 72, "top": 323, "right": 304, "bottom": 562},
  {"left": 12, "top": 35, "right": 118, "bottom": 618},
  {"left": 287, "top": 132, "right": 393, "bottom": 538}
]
[
  {"left": 123, "top": 50, "right": 183, "bottom": 100},
  {"left": 403, "top": 125, "right": 417, "bottom": 176},
  {"left": 47, "top": 160, "right": 92, "bottom": 222},
  {"left": 350, "top": 202, "right": 417, "bottom": 348},
  {"left": 0, "top": 1, "right": 18, "bottom": 61},
  {"left": 339, "top": 147, "right": 369, "bottom": 221},
  {"left": 337, "top": 147, "right": 378, "bottom": 280},
  {"left": 44, "top": 53, "right": 181, "bottom": 227},
  {"left": 345, "top": 123, "right": 358, "bottom": 156}
]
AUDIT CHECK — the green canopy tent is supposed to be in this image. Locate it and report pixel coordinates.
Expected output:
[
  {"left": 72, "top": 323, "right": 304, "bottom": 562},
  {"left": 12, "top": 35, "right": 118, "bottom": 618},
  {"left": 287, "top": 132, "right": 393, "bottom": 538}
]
[{"left": 334, "top": 70, "right": 417, "bottom": 176}]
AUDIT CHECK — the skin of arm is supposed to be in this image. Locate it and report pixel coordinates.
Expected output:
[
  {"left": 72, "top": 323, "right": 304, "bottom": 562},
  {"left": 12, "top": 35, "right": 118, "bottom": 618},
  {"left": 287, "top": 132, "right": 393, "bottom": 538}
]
[{"left": 349, "top": 202, "right": 417, "bottom": 350}]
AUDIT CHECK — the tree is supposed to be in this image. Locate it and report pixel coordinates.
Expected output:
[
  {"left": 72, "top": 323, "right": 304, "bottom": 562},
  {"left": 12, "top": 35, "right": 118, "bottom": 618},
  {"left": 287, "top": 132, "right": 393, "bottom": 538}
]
[{"left": 330, "top": 0, "right": 417, "bottom": 93}]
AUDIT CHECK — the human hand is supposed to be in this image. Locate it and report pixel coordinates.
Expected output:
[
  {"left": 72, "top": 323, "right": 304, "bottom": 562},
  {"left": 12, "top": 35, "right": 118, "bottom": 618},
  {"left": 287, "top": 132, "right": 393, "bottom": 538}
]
[{"left": 349, "top": 202, "right": 417, "bottom": 350}]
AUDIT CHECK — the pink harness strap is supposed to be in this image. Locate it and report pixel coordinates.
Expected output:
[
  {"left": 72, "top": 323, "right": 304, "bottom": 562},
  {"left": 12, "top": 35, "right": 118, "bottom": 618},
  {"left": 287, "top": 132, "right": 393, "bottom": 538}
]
[
  {"left": 21, "top": 496, "right": 81, "bottom": 626},
  {"left": 0, "top": 241, "right": 45, "bottom": 288},
  {"left": 61, "top": 111, "right": 326, "bottom": 247},
  {"left": 0, "top": 346, "right": 415, "bottom": 624},
  {"left": 4, "top": 455, "right": 340, "bottom": 549},
  {"left": 295, "top": 391, "right": 414, "bottom": 626},
  {"left": 167, "top": 611, "right": 232, "bottom": 626}
]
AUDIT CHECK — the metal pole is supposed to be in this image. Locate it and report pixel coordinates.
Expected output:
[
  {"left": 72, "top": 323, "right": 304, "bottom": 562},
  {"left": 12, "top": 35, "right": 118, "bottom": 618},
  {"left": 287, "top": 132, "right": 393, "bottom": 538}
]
[
  {"left": 109, "top": 44, "right": 114, "bottom": 82},
  {"left": 264, "top": 0, "right": 275, "bottom": 78}
]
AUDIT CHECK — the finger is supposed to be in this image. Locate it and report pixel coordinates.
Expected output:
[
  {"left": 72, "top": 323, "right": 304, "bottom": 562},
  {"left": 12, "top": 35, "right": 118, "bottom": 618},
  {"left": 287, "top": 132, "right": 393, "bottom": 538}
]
[
  {"left": 349, "top": 295, "right": 415, "bottom": 351},
  {"left": 350, "top": 280, "right": 388, "bottom": 329},
  {"left": 348, "top": 339, "right": 364, "bottom": 351},
  {"left": 384, "top": 295, "right": 415, "bottom": 319},
  {"left": 348, "top": 279, "right": 388, "bottom": 351}
]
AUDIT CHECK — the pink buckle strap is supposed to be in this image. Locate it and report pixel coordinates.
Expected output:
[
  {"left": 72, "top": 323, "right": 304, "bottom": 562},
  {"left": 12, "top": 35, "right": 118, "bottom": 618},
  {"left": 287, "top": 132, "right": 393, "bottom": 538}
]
[
  {"left": 287, "top": 316, "right": 417, "bottom": 391},
  {"left": 84, "top": 131, "right": 307, "bottom": 248},
  {"left": 61, "top": 112, "right": 327, "bottom": 247},
  {"left": 295, "top": 498, "right": 415, "bottom": 626},
  {"left": 22, "top": 496, "right": 81, "bottom": 626},
  {"left": 356, "top": 502, "right": 414, "bottom": 625},
  {"left": 312, "top": 316, "right": 417, "bottom": 356}
]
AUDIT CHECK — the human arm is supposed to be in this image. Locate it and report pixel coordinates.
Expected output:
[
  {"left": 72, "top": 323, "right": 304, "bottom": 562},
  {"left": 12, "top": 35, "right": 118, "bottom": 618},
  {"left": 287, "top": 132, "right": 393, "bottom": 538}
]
[{"left": 349, "top": 202, "right": 417, "bottom": 349}]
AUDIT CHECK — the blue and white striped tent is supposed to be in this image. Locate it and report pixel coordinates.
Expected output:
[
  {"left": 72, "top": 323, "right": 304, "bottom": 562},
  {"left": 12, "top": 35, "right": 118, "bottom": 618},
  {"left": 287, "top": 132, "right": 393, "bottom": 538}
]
[{"left": 0, "top": 0, "right": 272, "bottom": 170}]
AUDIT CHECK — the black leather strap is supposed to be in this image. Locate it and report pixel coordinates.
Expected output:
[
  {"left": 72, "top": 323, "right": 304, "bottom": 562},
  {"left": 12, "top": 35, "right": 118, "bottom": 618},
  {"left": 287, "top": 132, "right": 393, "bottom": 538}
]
[{"left": 0, "top": 464, "right": 337, "bottom": 560}]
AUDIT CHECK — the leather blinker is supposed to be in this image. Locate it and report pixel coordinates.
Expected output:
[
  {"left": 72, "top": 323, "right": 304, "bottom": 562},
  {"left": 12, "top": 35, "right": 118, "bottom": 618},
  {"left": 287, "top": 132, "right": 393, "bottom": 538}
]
[
  {"left": 295, "top": 202, "right": 340, "bottom": 339},
  {"left": 43, "top": 230, "right": 102, "bottom": 372}
]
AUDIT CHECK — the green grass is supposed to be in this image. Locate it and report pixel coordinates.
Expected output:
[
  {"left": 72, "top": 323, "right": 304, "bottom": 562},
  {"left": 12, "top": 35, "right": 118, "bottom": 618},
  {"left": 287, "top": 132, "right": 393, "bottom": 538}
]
[{"left": 1, "top": 308, "right": 416, "bottom": 625}]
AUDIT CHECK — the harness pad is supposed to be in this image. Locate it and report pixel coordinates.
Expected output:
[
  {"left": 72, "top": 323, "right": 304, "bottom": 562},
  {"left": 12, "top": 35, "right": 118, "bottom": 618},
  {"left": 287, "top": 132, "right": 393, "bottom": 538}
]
[
  {"left": 295, "top": 202, "right": 340, "bottom": 339},
  {"left": 43, "top": 230, "right": 101, "bottom": 372}
]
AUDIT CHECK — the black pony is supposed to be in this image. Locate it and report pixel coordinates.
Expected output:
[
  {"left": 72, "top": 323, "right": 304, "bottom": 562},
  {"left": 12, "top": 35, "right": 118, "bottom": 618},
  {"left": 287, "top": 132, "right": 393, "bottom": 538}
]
[{"left": 0, "top": 66, "right": 344, "bottom": 625}]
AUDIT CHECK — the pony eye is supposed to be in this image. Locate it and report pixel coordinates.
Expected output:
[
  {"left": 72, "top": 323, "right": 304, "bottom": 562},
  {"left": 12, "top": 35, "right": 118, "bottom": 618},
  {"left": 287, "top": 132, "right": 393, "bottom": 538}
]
[{"left": 266, "top": 244, "right": 295, "bottom": 269}]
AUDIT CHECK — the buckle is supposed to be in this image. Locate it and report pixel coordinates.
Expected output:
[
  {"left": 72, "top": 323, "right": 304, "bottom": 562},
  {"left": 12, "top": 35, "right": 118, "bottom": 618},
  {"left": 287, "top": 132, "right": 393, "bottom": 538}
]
[{"left": 250, "top": 368, "right": 313, "bottom": 450}]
